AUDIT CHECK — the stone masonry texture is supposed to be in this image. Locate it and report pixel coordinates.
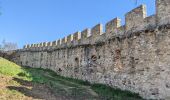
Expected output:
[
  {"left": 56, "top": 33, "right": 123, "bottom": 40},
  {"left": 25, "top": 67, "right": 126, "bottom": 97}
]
[{"left": 9, "top": 0, "right": 170, "bottom": 99}]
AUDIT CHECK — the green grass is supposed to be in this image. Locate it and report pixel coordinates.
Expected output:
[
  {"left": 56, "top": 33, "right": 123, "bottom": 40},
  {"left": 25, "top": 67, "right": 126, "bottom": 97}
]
[
  {"left": 0, "top": 57, "right": 144, "bottom": 100},
  {"left": 0, "top": 58, "right": 22, "bottom": 76}
]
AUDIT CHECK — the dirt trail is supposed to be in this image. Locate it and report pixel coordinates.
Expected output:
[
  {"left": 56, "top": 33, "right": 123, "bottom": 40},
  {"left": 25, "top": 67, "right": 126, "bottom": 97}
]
[{"left": 0, "top": 75, "right": 68, "bottom": 100}]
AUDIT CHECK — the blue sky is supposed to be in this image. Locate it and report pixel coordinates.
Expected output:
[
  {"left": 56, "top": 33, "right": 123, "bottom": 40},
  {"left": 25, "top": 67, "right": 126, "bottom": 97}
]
[{"left": 0, "top": 0, "right": 155, "bottom": 48}]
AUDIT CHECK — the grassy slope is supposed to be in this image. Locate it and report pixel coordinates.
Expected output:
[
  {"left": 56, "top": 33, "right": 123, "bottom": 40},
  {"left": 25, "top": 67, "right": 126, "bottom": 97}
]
[
  {"left": 0, "top": 58, "right": 22, "bottom": 76},
  {"left": 0, "top": 57, "right": 143, "bottom": 100},
  {"left": 0, "top": 58, "right": 32, "bottom": 100}
]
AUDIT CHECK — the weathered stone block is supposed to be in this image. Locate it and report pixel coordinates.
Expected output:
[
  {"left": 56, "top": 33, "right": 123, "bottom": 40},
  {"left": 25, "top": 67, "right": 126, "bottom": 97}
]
[
  {"left": 47, "top": 42, "right": 52, "bottom": 46},
  {"left": 91, "top": 24, "right": 103, "bottom": 36},
  {"left": 43, "top": 42, "right": 48, "bottom": 47},
  {"left": 144, "top": 15, "right": 156, "bottom": 28},
  {"left": 57, "top": 39, "right": 61, "bottom": 46},
  {"left": 73, "top": 32, "right": 81, "bottom": 41},
  {"left": 106, "top": 18, "right": 121, "bottom": 33},
  {"left": 14, "top": 1, "right": 170, "bottom": 99},
  {"left": 81, "top": 29, "right": 91, "bottom": 39},
  {"left": 125, "top": 5, "right": 147, "bottom": 31},
  {"left": 156, "top": 0, "right": 170, "bottom": 25},
  {"left": 67, "top": 34, "right": 74, "bottom": 42},
  {"left": 31, "top": 44, "right": 34, "bottom": 48},
  {"left": 62, "top": 37, "right": 67, "bottom": 44},
  {"left": 52, "top": 40, "right": 57, "bottom": 46},
  {"left": 40, "top": 43, "right": 44, "bottom": 47}
]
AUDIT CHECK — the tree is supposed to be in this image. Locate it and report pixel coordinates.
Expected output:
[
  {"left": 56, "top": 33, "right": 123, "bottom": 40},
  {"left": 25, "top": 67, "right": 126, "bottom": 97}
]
[
  {"left": 0, "top": 39, "right": 18, "bottom": 51},
  {"left": 0, "top": 44, "right": 2, "bottom": 51}
]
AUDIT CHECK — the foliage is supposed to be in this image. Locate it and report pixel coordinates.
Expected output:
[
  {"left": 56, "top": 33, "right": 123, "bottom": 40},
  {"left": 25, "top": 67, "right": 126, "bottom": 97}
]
[
  {"left": 0, "top": 39, "right": 18, "bottom": 51},
  {"left": 91, "top": 84, "right": 142, "bottom": 100}
]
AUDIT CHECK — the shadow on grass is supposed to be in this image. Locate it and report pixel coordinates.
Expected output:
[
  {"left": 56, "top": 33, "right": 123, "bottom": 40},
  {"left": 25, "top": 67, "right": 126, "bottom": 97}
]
[
  {"left": 7, "top": 78, "right": 58, "bottom": 100},
  {"left": 8, "top": 66, "right": 144, "bottom": 100}
]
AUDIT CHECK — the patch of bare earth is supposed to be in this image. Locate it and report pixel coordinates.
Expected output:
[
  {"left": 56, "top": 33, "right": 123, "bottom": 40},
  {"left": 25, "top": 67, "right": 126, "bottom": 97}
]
[{"left": 0, "top": 75, "right": 66, "bottom": 100}]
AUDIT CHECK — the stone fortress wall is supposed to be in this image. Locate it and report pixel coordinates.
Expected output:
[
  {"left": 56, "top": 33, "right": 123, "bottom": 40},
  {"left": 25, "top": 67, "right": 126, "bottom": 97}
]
[{"left": 12, "top": 0, "right": 170, "bottom": 99}]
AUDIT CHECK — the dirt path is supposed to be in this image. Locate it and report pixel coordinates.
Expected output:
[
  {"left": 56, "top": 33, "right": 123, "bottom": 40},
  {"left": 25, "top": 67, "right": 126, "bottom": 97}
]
[{"left": 0, "top": 75, "right": 67, "bottom": 100}]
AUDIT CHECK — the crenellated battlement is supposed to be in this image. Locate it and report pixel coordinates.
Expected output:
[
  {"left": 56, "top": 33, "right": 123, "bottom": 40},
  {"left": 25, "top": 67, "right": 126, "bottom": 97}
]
[
  {"left": 91, "top": 24, "right": 103, "bottom": 36},
  {"left": 125, "top": 5, "right": 146, "bottom": 31},
  {"left": 52, "top": 40, "right": 57, "bottom": 46},
  {"left": 106, "top": 18, "right": 121, "bottom": 33},
  {"left": 73, "top": 31, "right": 81, "bottom": 41},
  {"left": 81, "top": 28, "right": 91, "bottom": 39},
  {"left": 67, "top": 34, "right": 73, "bottom": 43},
  {"left": 61, "top": 37, "right": 67, "bottom": 44},
  {"left": 23, "top": 0, "right": 170, "bottom": 51},
  {"left": 39, "top": 43, "right": 42, "bottom": 47},
  {"left": 105, "top": 18, "right": 121, "bottom": 39},
  {"left": 57, "top": 39, "right": 61, "bottom": 46},
  {"left": 43, "top": 42, "right": 48, "bottom": 47},
  {"left": 47, "top": 42, "right": 52, "bottom": 47},
  {"left": 14, "top": 1, "right": 170, "bottom": 99}
]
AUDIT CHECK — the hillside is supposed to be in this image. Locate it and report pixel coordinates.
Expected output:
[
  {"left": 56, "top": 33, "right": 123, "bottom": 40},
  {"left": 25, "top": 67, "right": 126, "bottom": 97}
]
[{"left": 0, "top": 57, "right": 143, "bottom": 100}]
